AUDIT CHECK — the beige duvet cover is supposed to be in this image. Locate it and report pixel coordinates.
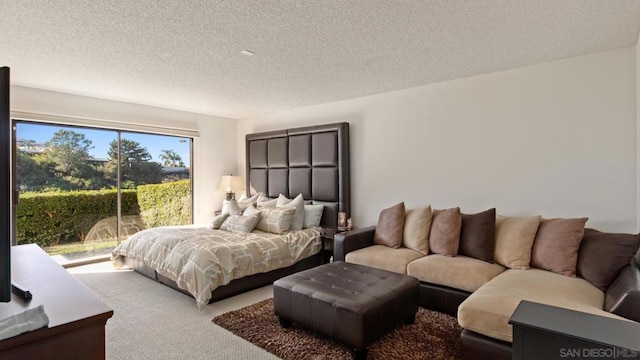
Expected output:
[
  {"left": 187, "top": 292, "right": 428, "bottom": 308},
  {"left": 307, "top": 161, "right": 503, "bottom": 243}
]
[{"left": 112, "top": 225, "right": 321, "bottom": 308}]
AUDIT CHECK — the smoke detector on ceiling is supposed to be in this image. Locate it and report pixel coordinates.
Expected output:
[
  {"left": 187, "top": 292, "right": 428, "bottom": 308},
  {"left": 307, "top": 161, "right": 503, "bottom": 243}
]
[{"left": 240, "top": 50, "right": 254, "bottom": 56}]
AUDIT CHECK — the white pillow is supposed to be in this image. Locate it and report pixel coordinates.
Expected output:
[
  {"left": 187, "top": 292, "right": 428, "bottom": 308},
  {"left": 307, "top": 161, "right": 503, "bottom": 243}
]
[
  {"left": 222, "top": 199, "right": 242, "bottom": 215},
  {"left": 238, "top": 192, "right": 262, "bottom": 210},
  {"left": 303, "top": 204, "right": 324, "bottom": 228},
  {"left": 276, "top": 194, "right": 305, "bottom": 230},
  {"left": 209, "top": 213, "right": 229, "bottom": 229},
  {"left": 257, "top": 194, "right": 278, "bottom": 208}
]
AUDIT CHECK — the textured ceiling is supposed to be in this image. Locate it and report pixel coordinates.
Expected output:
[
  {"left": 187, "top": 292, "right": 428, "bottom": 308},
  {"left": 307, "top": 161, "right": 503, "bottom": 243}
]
[{"left": 1, "top": 1, "right": 640, "bottom": 119}]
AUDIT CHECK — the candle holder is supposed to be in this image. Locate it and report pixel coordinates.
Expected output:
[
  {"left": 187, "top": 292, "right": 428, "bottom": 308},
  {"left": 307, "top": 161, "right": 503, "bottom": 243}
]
[{"left": 338, "top": 212, "right": 347, "bottom": 228}]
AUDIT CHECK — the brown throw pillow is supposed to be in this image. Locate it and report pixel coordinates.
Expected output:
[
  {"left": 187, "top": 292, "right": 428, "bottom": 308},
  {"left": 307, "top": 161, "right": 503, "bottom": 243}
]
[
  {"left": 429, "top": 207, "right": 462, "bottom": 256},
  {"left": 494, "top": 215, "right": 541, "bottom": 269},
  {"left": 459, "top": 208, "right": 496, "bottom": 263},
  {"left": 402, "top": 206, "right": 432, "bottom": 255},
  {"left": 530, "top": 218, "right": 588, "bottom": 277},
  {"left": 577, "top": 228, "right": 640, "bottom": 291},
  {"left": 374, "top": 202, "right": 405, "bottom": 248}
]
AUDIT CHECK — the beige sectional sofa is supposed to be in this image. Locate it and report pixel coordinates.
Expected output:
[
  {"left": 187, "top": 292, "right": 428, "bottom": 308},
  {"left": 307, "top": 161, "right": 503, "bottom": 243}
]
[{"left": 333, "top": 202, "right": 640, "bottom": 359}]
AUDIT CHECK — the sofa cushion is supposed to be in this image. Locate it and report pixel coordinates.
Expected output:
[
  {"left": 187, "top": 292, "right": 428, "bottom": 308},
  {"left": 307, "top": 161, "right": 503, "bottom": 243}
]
[
  {"left": 374, "top": 202, "right": 405, "bottom": 248},
  {"left": 459, "top": 208, "right": 496, "bottom": 263},
  {"left": 577, "top": 228, "right": 640, "bottom": 291},
  {"left": 402, "top": 206, "right": 432, "bottom": 255},
  {"left": 429, "top": 207, "right": 462, "bottom": 256},
  {"left": 458, "top": 268, "right": 626, "bottom": 343},
  {"left": 407, "top": 254, "right": 506, "bottom": 293},
  {"left": 530, "top": 217, "right": 587, "bottom": 277},
  {"left": 494, "top": 215, "right": 541, "bottom": 269},
  {"left": 345, "top": 245, "right": 423, "bottom": 275}
]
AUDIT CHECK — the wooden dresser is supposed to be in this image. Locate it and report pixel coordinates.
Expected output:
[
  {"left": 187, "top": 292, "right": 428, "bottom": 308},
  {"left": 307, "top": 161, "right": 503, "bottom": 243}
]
[{"left": 0, "top": 244, "right": 113, "bottom": 359}]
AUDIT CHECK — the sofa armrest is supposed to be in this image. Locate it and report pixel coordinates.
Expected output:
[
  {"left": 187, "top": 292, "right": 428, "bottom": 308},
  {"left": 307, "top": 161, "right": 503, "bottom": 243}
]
[
  {"left": 604, "top": 258, "right": 640, "bottom": 322},
  {"left": 333, "top": 226, "right": 376, "bottom": 262}
]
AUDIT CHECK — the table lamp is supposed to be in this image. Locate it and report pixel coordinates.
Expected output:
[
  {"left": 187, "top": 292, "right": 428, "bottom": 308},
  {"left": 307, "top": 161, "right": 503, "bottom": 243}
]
[{"left": 217, "top": 174, "right": 243, "bottom": 200}]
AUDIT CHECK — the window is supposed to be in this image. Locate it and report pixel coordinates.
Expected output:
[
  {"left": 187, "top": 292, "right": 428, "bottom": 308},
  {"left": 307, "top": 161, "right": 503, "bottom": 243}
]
[{"left": 14, "top": 120, "right": 193, "bottom": 265}]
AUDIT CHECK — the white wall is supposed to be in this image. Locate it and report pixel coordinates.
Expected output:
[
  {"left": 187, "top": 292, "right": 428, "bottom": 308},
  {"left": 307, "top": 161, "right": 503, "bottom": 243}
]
[
  {"left": 10, "top": 86, "right": 238, "bottom": 224},
  {"left": 238, "top": 47, "right": 637, "bottom": 233},
  {"left": 637, "top": 34, "right": 640, "bottom": 232}
]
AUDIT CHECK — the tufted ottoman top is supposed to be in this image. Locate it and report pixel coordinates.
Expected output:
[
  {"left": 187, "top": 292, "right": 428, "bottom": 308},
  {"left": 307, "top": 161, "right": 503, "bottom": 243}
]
[
  {"left": 276, "top": 261, "right": 417, "bottom": 311},
  {"left": 273, "top": 261, "right": 419, "bottom": 353}
]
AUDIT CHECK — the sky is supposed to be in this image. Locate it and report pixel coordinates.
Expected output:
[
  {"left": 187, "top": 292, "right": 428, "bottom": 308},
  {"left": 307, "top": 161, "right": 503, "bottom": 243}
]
[{"left": 16, "top": 122, "right": 191, "bottom": 167}]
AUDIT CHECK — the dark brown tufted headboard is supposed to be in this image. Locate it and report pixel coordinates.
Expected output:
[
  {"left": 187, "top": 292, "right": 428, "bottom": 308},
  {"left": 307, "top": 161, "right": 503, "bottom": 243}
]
[{"left": 245, "top": 122, "right": 350, "bottom": 228}]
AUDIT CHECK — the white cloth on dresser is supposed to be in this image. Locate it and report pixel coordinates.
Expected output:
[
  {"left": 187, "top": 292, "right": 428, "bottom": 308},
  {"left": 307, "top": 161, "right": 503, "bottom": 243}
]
[{"left": 0, "top": 304, "right": 49, "bottom": 341}]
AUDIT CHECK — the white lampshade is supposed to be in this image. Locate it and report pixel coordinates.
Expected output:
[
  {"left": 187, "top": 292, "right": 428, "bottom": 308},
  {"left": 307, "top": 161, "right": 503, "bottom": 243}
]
[{"left": 217, "top": 175, "right": 244, "bottom": 193}]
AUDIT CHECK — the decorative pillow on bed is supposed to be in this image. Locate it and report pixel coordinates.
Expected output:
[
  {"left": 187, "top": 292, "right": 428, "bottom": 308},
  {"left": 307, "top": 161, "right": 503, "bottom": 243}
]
[
  {"left": 242, "top": 205, "right": 262, "bottom": 218},
  {"left": 208, "top": 213, "right": 229, "bottom": 230},
  {"left": 238, "top": 192, "right": 262, "bottom": 210},
  {"left": 257, "top": 194, "right": 277, "bottom": 208},
  {"left": 303, "top": 204, "right": 324, "bottom": 228},
  {"left": 220, "top": 215, "right": 260, "bottom": 233},
  {"left": 256, "top": 207, "right": 295, "bottom": 234},
  {"left": 222, "top": 199, "right": 242, "bottom": 216},
  {"left": 276, "top": 194, "right": 305, "bottom": 230}
]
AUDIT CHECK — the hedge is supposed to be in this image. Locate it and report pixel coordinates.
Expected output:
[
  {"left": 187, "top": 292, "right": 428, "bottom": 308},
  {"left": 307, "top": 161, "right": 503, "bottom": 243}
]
[
  {"left": 137, "top": 180, "right": 191, "bottom": 228},
  {"left": 16, "top": 189, "right": 139, "bottom": 247}
]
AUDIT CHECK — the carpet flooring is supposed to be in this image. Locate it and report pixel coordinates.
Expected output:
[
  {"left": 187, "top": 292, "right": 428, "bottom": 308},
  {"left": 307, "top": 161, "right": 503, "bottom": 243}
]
[
  {"left": 69, "top": 262, "right": 280, "bottom": 360},
  {"left": 213, "top": 298, "right": 464, "bottom": 360}
]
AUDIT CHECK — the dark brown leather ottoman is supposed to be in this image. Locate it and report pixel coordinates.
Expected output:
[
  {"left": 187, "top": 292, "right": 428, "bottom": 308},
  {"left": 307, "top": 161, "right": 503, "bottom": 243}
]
[{"left": 273, "top": 261, "right": 419, "bottom": 359}]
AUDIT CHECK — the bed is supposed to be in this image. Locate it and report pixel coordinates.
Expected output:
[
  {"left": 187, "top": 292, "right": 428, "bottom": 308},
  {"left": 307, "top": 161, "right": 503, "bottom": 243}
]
[{"left": 112, "top": 122, "right": 350, "bottom": 307}]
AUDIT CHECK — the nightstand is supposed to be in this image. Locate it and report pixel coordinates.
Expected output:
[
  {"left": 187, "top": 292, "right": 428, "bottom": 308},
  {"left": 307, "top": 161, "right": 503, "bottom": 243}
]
[{"left": 320, "top": 227, "right": 353, "bottom": 264}]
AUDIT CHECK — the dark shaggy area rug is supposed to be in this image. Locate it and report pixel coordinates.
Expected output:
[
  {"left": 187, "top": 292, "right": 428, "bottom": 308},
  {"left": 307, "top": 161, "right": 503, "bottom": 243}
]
[{"left": 213, "top": 298, "right": 463, "bottom": 360}]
